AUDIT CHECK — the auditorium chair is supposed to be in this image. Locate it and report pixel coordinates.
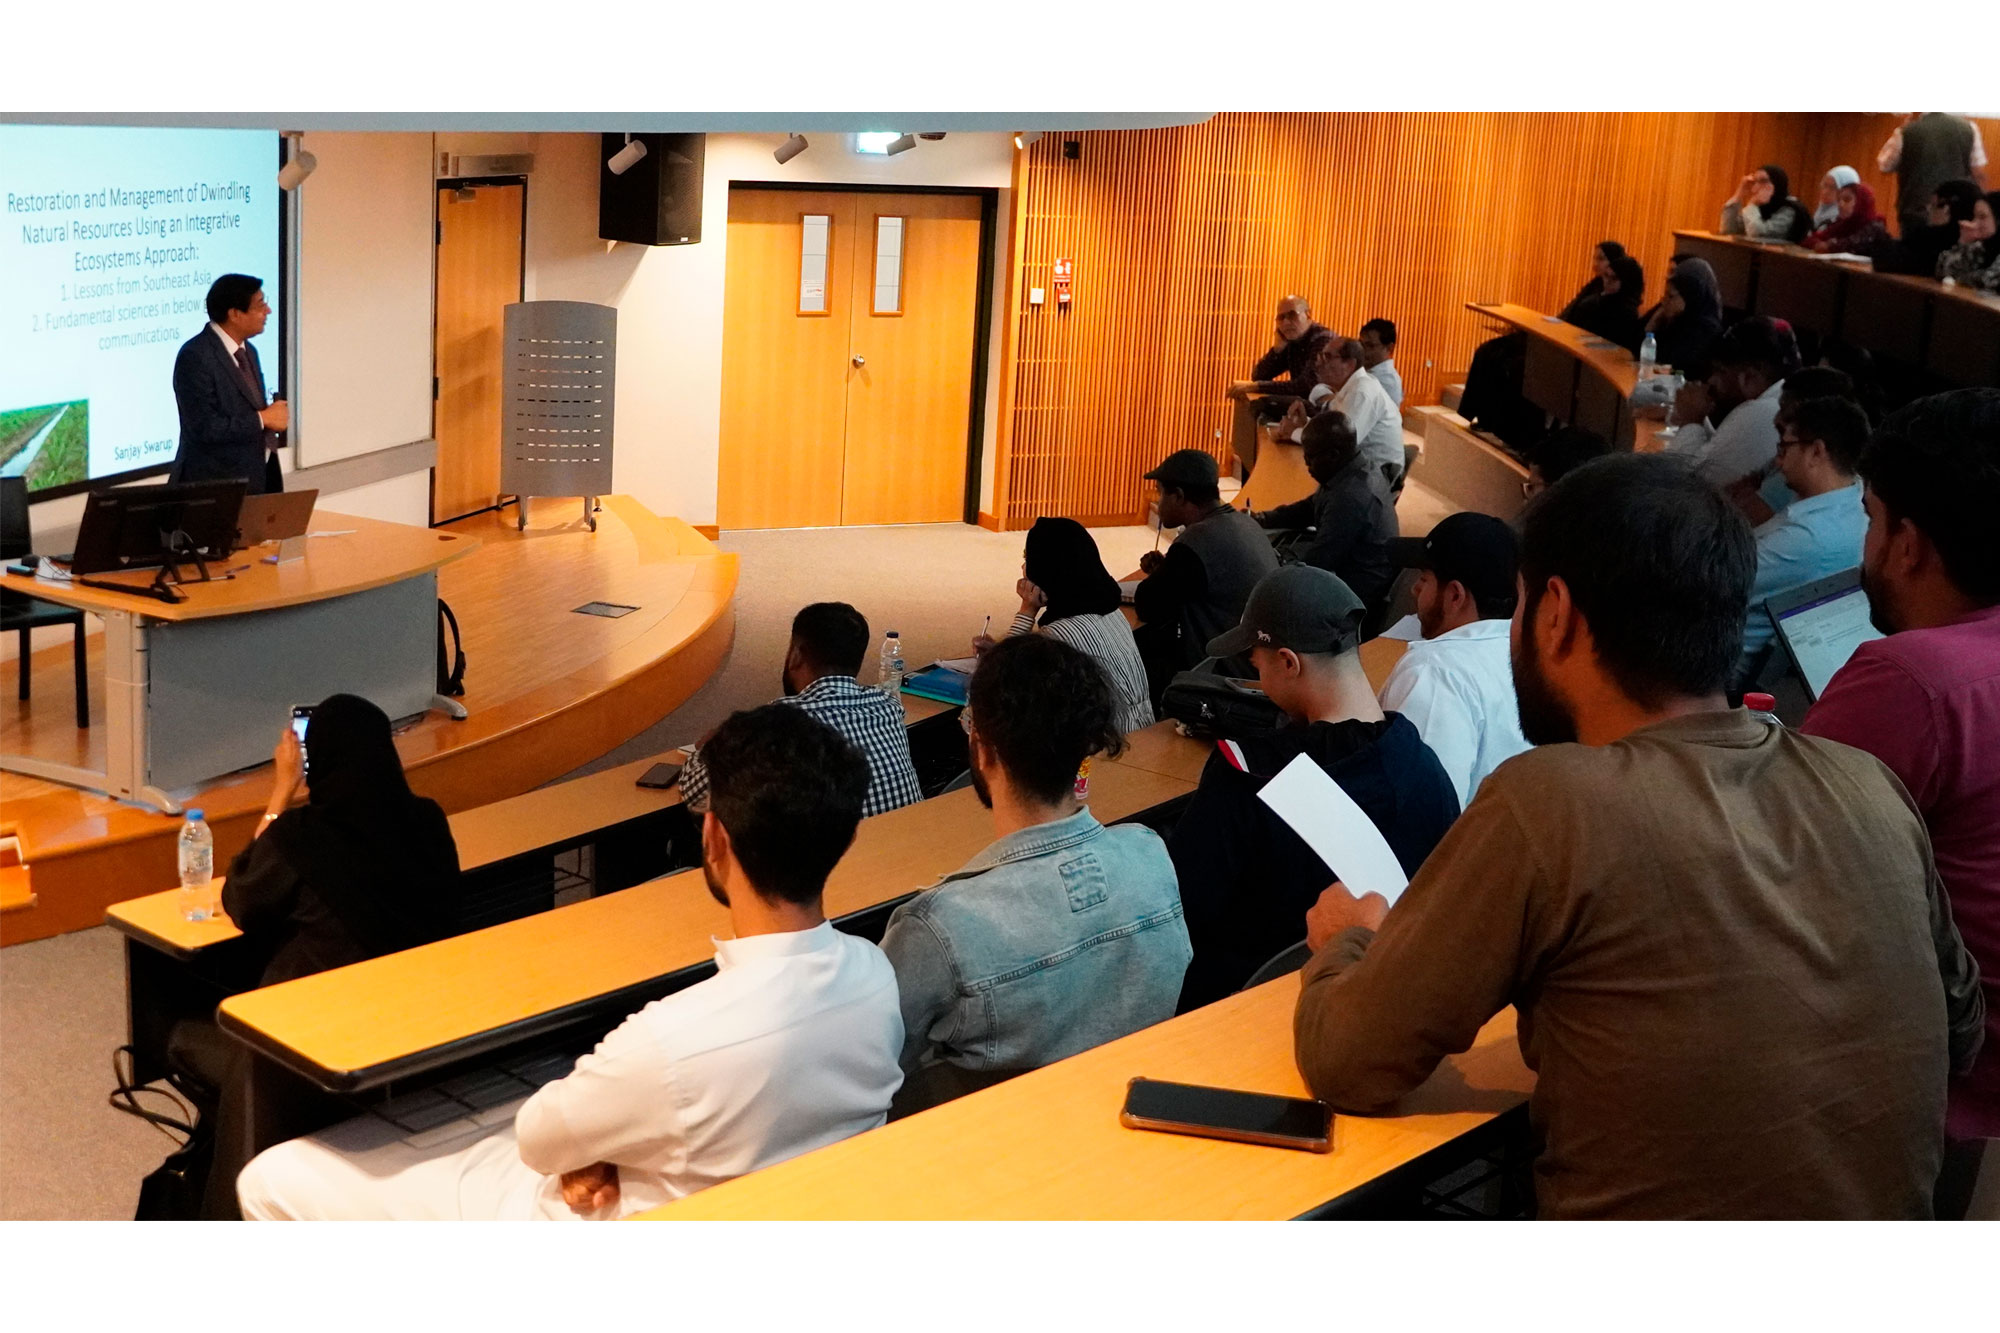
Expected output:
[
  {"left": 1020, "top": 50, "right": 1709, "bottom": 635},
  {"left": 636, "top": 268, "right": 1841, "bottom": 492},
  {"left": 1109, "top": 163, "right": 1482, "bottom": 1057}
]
[{"left": 1, "top": 477, "right": 89, "bottom": 728}]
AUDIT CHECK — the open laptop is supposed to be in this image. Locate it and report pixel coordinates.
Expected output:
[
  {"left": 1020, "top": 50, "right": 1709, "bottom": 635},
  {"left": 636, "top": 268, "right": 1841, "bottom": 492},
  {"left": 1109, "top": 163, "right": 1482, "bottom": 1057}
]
[
  {"left": 1769, "top": 568, "right": 1885, "bottom": 703},
  {"left": 233, "top": 489, "right": 318, "bottom": 551}
]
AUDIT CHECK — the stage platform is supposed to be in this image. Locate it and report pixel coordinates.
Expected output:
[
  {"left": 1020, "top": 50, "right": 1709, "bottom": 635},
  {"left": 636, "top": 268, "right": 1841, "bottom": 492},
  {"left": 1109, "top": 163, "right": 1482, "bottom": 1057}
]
[{"left": 0, "top": 496, "right": 737, "bottom": 945}]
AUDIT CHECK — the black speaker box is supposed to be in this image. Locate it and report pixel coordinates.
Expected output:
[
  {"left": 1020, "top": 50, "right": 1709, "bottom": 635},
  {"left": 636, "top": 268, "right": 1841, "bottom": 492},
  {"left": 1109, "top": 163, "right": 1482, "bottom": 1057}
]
[{"left": 598, "top": 133, "right": 705, "bottom": 246}]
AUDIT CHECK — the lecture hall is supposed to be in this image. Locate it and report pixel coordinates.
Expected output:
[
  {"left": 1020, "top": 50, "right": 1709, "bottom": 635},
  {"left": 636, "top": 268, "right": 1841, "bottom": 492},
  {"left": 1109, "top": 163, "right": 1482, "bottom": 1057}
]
[{"left": 4, "top": 89, "right": 1999, "bottom": 1266}]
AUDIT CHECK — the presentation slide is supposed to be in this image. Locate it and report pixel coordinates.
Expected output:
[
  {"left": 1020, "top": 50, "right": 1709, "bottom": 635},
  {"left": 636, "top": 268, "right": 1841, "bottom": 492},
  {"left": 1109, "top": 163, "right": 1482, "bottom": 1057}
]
[{"left": 1, "top": 125, "right": 282, "bottom": 497}]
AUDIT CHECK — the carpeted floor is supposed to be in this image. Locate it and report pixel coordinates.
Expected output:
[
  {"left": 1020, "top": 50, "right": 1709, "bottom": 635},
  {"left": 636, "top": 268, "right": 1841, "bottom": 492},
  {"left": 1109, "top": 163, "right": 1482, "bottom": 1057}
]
[{"left": 0, "top": 485, "right": 1455, "bottom": 1220}]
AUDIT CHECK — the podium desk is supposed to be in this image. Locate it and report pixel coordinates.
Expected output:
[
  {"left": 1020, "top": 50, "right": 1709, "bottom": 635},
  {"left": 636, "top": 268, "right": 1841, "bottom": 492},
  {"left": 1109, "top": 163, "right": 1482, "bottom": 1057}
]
[{"left": 0, "top": 513, "right": 476, "bottom": 812}]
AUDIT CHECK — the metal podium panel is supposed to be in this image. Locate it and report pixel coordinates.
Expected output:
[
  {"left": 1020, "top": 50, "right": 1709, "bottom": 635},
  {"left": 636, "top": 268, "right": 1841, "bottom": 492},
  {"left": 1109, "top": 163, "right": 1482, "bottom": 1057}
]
[
  {"left": 500, "top": 300, "right": 617, "bottom": 503},
  {"left": 145, "top": 574, "right": 438, "bottom": 791}
]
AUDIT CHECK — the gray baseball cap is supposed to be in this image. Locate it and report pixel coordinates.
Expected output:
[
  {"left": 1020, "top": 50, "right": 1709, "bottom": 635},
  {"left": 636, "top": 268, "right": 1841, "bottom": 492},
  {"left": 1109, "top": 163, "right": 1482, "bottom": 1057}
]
[{"left": 1206, "top": 565, "right": 1366, "bottom": 659}]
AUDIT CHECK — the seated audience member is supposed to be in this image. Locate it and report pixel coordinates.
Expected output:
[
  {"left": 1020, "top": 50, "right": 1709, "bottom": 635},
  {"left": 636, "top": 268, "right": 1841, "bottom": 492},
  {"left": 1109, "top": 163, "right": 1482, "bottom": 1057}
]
[
  {"left": 1721, "top": 364, "right": 1867, "bottom": 526},
  {"left": 984, "top": 516, "right": 1155, "bottom": 734},
  {"left": 1378, "top": 514, "right": 1532, "bottom": 806},
  {"left": 1803, "top": 180, "right": 1890, "bottom": 255},
  {"left": 1801, "top": 390, "right": 2000, "bottom": 1205},
  {"left": 166, "top": 694, "right": 462, "bottom": 1220},
  {"left": 882, "top": 635, "right": 1190, "bottom": 1111},
  {"left": 1734, "top": 396, "right": 1870, "bottom": 685},
  {"left": 1292, "top": 336, "right": 1405, "bottom": 483},
  {"left": 1169, "top": 566, "right": 1457, "bottom": 1011},
  {"left": 1358, "top": 318, "right": 1403, "bottom": 406},
  {"left": 681, "top": 601, "right": 921, "bottom": 818},
  {"left": 1462, "top": 242, "right": 1626, "bottom": 451},
  {"left": 1522, "top": 425, "right": 1612, "bottom": 500},
  {"left": 1935, "top": 191, "right": 2000, "bottom": 293},
  {"left": 1563, "top": 254, "right": 1647, "bottom": 354},
  {"left": 1667, "top": 316, "right": 1797, "bottom": 491},
  {"left": 1644, "top": 256, "right": 1723, "bottom": 378},
  {"left": 1720, "top": 163, "right": 1811, "bottom": 241},
  {"left": 1557, "top": 241, "right": 1627, "bottom": 322},
  {"left": 1813, "top": 165, "right": 1862, "bottom": 228},
  {"left": 1132, "top": 448, "right": 1280, "bottom": 696},
  {"left": 1226, "top": 294, "right": 1333, "bottom": 411},
  {"left": 237, "top": 704, "right": 905, "bottom": 1220},
  {"left": 1253, "top": 412, "right": 1398, "bottom": 609},
  {"left": 1879, "top": 178, "right": 1983, "bottom": 276},
  {"left": 1292, "top": 452, "right": 1984, "bottom": 1220}
]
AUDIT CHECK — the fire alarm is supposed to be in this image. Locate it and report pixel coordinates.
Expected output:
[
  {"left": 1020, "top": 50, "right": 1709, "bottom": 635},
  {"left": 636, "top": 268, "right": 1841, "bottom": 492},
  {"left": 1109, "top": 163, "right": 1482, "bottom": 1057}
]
[{"left": 1052, "top": 257, "right": 1073, "bottom": 307}]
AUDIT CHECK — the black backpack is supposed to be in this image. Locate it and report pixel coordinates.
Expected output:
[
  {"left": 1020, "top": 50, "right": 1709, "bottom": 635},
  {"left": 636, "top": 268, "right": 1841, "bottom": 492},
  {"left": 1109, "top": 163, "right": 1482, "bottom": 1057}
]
[{"left": 437, "top": 599, "right": 467, "bottom": 697}]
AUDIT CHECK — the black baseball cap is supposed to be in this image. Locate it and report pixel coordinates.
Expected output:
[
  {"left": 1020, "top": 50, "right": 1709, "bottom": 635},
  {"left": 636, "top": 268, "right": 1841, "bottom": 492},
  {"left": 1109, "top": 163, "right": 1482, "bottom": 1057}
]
[
  {"left": 1390, "top": 513, "right": 1519, "bottom": 607},
  {"left": 1206, "top": 565, "right": 1366, "bottom": 659},
  {"left": 1144, "top": 448, "right": 1220, "bottom": 491}
]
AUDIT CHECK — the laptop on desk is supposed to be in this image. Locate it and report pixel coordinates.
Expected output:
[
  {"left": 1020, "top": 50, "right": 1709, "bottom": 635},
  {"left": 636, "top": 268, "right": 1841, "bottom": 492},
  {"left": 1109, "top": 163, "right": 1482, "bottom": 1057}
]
[
  {"left": 1769, "top": 569, "right": 1884, "bottom": 704},
  {"left": 233, "top": 489, "right": 318, "bottom": 551}
]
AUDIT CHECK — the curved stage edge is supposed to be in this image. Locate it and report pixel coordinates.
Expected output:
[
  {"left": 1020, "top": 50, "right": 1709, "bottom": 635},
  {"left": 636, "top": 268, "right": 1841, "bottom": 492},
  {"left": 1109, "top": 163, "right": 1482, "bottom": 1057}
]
[{"left": 0, "top": 496, "right": 736, "bottom": 945}]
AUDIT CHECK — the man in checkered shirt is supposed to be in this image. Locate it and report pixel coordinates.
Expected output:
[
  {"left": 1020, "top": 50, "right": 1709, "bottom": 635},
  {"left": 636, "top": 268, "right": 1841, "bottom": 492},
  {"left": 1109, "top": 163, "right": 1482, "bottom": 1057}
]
[{"left": 681, "top": 602, "right": 923, "bottom": 819}]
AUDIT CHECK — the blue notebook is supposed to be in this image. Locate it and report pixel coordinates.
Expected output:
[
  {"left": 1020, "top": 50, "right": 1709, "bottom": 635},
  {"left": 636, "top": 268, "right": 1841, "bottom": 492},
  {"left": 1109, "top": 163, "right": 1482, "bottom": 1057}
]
[{"left": 901, "top": 665, "right": 970, "bottom": 706}]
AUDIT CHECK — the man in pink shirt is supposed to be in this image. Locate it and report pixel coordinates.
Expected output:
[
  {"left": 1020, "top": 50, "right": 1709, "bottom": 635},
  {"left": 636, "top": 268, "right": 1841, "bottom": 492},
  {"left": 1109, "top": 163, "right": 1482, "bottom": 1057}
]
[{"left": 1802, "top": 388, "right": 2000, "bottom": 1212}]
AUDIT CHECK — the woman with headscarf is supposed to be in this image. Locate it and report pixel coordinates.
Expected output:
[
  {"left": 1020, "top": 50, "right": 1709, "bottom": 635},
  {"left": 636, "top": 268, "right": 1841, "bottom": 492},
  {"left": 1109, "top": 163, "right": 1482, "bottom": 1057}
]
[
  {"left": 158, "top": 695, "right": 461, "bottom": 1218},
  {"left": 1877, "top": 178, "right": 1982, "bottom": 275},
  {"left": 979, "top": 517, "right": 1154, "bottom": 733},
  {"left": 1803, "top": 181, "right": 1890, "bottom": 255},
  {"left": 1814, "top": 166, "right": 1862, "bottom": 228},
  {"left": 1936, "top": 191, "right": 2000, "bottom": 293},
  {"left": 1647, "top": 256, "right": 1724, "bottom": 379},
  {"left": 1564, "top": 254, "right": 1647, "bottom": 353},
  {"left": 1720, "top": 164, "right": 1810, "bottom": 242},
  {"left": 1558, "top": 241, "right": 1626, "bottom": 323}
]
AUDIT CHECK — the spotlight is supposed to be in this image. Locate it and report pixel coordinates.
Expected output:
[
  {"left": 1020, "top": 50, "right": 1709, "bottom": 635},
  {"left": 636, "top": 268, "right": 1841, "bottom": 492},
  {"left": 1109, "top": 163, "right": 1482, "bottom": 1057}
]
[
  {"left": 607, "top": 134, "right": 648, "bottom": 176},
  {"left": 885, "top": 134, "right": 918, "bottom": 156},
  {"left": 774, "top": 133, "right": 808, "bottom": 166},
  {"left": 277, "top": 133, "right": 317, "bottom": 191},
  {"left": 1014, "top": 131, "right": 1042, "bottom": 150}
]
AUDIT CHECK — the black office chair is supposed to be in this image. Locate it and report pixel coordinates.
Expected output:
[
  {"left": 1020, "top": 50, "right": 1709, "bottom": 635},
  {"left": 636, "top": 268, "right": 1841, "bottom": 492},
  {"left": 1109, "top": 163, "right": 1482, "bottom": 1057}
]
[{"left": 0, "top": 477, "right": 89, "bottom": 727}]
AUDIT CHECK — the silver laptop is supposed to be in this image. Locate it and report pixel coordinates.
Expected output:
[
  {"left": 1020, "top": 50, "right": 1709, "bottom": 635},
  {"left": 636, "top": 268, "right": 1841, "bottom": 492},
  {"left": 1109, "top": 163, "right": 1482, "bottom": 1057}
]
[{"left": 1769, "top": 569, "right": 1884, "bottom": 703}]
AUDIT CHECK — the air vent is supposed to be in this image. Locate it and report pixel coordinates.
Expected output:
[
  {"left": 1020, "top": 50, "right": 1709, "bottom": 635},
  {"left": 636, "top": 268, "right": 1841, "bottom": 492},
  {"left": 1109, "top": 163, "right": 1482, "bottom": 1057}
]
[{"left": 441, "top": 152, "right": 535, "bottom": 178}]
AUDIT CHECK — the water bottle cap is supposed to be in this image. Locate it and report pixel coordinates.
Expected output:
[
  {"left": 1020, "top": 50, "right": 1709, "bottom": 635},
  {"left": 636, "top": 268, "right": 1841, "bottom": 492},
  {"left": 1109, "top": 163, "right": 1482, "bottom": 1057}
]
[
  {"left": 185, "top": 808, "right": 205, "bottom": 822},
  {"left": 1742, "top": 693, "right": 1777, "bottom": 713},
  {"left": 886, "top": 631, "right": 900, "bottom": 638}
]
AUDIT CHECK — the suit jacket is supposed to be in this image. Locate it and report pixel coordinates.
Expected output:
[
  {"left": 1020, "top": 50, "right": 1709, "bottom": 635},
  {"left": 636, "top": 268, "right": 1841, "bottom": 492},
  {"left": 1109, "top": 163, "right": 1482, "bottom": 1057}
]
[{"left": 169, "top": 329, "right": 282, "bottom": 495}]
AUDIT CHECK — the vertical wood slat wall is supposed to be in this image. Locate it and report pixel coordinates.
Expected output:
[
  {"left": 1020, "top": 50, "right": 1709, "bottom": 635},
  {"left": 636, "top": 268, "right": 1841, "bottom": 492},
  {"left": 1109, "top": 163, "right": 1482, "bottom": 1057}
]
[{"left": 994, "top": 111, "right": 1991, "bottom": 530}]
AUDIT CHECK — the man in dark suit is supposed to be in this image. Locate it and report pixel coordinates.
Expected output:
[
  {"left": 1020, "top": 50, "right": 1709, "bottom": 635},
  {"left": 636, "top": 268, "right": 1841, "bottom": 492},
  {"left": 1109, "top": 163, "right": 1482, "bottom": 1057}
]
[{"left": 170, "top": 274, "right": 287, "bottom": 495}]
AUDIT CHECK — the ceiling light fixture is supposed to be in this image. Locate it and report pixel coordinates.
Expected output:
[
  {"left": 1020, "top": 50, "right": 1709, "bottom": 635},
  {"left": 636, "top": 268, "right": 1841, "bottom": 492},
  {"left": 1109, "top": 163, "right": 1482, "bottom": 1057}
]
[
  {"left": 607, "top": 134, "right": 648, "bottom": 176},
  {"left": 774, "top": 133, "right": 808, "bottom": 166}
]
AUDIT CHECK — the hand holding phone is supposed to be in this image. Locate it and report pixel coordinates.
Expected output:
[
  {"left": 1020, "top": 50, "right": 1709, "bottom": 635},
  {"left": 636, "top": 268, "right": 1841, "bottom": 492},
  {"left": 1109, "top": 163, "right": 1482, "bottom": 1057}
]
[{"left": 1120, "top": 1077, "right": 1333, "bottom": 1152}]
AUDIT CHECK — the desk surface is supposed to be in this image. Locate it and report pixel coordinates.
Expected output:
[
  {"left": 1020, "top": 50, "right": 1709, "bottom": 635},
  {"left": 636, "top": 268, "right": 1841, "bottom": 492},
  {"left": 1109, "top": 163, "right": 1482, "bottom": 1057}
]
[
  {"left": 1467, "top": 302, "right": 1639, "bottom": 398},
  {"left": 216, "top": 753, "right": 1196, "bottom": 1089},
  {"left": 1673, "top": 229, "right": 2000, "bottom": 313},
  {"left": 636, "top": 981, "right": 1531, "bottom": 1220},
  {"left": 1236, "top": 436, "right": 1318, "bottom": 513},
  {"left": 0, "top": 512, "right": 479, "bottom": 622}
]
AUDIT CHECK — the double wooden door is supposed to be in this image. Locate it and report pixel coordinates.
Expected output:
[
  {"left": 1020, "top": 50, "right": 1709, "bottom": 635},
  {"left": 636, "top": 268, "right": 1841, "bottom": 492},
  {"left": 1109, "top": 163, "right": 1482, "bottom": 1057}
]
[{"left": 719, "top": 188, "right": 983, "bottom": 529}]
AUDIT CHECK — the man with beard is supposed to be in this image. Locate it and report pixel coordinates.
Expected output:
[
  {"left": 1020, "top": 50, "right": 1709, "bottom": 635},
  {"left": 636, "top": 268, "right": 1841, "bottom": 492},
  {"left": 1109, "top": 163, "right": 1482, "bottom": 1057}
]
[
  {"left": 1290, "top": 452, "right": 1984, "bottom": 1219},
  {"left": 881, "top": 634, "right": 1190, "bottom": 1114},
  {"left": 1801, "top": 389, "right": 2000, "bottom": 1213},
  {"left": 680, "top": 601, "right": 922, "bottom": 818},
  {"left": 236, "top": 705, "right": 904, "bottom": 1219}
]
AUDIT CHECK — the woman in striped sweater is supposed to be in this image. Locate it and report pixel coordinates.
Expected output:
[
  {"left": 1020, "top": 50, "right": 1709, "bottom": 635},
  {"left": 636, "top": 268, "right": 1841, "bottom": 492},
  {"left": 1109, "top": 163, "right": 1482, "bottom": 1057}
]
[{"left": 979, "top": 517, "right": 1156, "bottom": 734}]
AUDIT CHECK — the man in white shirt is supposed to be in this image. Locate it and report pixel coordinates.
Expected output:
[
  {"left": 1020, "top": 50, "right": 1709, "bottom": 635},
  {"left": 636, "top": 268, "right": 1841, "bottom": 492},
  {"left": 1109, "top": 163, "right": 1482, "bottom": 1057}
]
[
  {"left": 1294, "top": 337, "right": 1405, "bottom": 484},
  {"left": 1379, "top": 513, "right": 1531, "bottom": 806},
  {"left": 235, "top": 705, "right": 905, "bottom": 1220},
  {"left": 1666, "top": 317, "right": 1794, "bottom": 498},
  {"left": 1359, "top": 318, "right": 1404, "bottom": 407}
]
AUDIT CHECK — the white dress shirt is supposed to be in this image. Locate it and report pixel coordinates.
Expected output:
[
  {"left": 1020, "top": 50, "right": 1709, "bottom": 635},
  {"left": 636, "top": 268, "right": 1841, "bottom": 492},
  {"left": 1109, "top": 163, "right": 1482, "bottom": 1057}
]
[
  {"left": 1666, "top": 378, "right": 1785, "bottom": 489},
  {"left": 1332, "top": 368, "right": 1407, "bottom": 480},
  {"left": 209, "top": 322, "right": 244, "bottom": 359},
  {"left": 1377, "top": 617, "right": 1531, "bottom": 807},
  {"left": 237, "top": 922, "right": 904, "bottom": 1220},
  {"left": 1369, "top": 358, "right": 1404, "bottom": 407}
]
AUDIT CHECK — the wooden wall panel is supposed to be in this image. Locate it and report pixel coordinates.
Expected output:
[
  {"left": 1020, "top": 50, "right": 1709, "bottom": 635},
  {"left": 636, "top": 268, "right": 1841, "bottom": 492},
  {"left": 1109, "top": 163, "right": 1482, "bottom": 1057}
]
[{"left": 996, "top": 112, "right": 1851, "bottom": 528}]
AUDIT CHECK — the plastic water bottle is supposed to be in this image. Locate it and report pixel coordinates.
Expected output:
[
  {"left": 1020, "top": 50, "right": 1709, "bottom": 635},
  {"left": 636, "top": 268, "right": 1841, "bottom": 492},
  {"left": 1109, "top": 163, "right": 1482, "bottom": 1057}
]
[
  {"left": 1638, "top": 332, "right": 1658, "bottom": 378},
  {"left": 1743, "top": 692, "right": 1782, "bottom": 729},
  {"left": 1073, "top": 757, "right": 1092, "bottom": 801},
  {"left": 177, "top": 809, "right": 215, "bottom": 922},
  {"left": 878, "top": 631, "right": 906, "bottom": 698}
]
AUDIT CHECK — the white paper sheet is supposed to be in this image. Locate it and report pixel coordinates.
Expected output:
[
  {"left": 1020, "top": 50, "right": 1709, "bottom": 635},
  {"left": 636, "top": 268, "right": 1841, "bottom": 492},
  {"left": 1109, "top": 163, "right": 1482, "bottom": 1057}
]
[
  {"left": 935, "top": 657, "right": 980, "bottom": 675},
  {"left": 1379, "top": 613, "right": 1423, "bottom": 642},
  {"left": 1256, "top": 752, "right": 1410, "bottom": 905}
]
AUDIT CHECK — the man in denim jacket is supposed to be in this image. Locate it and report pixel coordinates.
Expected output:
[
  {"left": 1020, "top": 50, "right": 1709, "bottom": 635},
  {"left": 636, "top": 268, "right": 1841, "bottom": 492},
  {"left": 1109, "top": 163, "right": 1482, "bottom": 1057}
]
[{"left": 881, "top": 635, "right": 1192, "bottom": 1114}]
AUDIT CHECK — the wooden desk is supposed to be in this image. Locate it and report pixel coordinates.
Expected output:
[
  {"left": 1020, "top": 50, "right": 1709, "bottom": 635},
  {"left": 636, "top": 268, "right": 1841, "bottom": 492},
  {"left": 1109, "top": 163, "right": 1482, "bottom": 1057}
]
[
  {"left": 0, "top": 513, "right": 478, "bottom": 811},
  {"left": 633, "top": 981, "right": 1533, "bottom": 1220},
  {"left": 1466, "top": 303, "right": 1637, "bottom": 448},
  {"left": 1236, "top": 436, "right": 1317, "bottom": 513},
  {"left": 216, "top": 755, "right": 1197, "bottom": 1094}
]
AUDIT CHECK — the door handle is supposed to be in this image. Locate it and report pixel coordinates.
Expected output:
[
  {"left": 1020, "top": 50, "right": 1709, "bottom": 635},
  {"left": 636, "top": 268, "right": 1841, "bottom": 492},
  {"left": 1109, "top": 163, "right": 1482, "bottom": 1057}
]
[{"left": 851, "top": 355, "right": 866, "bottom": 368}]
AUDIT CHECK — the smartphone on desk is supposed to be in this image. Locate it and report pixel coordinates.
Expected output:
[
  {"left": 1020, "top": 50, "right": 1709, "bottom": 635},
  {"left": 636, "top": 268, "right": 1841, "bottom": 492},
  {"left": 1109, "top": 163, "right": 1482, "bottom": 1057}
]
[
  {"left": 636, "top": 761, "right": 683, "bottom": 790},
  {"left": 1120, "top": 1077, "right": 1334, "bottom": 1153}
]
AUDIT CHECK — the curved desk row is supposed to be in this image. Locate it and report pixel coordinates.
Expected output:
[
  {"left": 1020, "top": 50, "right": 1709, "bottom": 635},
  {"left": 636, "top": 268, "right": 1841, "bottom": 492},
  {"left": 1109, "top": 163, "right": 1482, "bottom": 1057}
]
[
  {"left": 1464, "top": 302, "right": 1639, "bottom": 449},
  {"left": 1673, "top": 231, "right": 2000, "bottom": 387}
]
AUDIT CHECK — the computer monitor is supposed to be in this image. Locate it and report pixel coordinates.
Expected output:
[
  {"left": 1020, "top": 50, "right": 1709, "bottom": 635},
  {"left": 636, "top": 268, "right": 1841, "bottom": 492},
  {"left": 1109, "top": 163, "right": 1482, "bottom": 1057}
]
[
  {"left": 68, "top": 480, "right": 249, "bottom": 576},
  {"left": 1769, "top": 569, "right": 1885, "bottom": 703}
]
